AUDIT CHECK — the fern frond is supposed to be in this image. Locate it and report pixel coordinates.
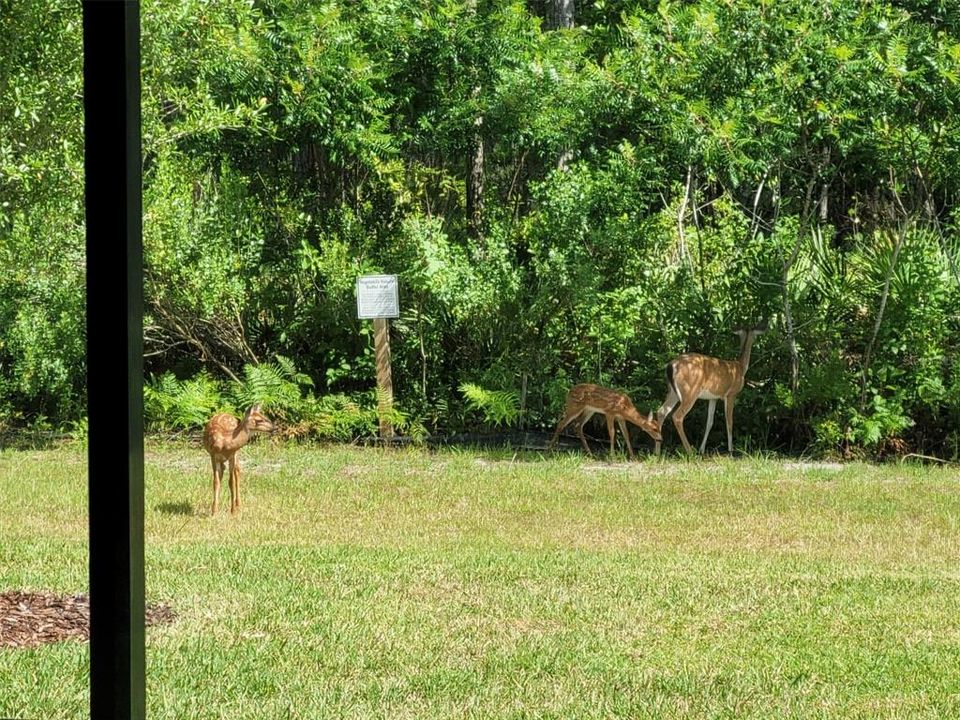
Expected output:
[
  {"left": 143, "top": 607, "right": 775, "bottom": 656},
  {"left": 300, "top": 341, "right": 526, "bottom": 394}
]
[{"left": 459, "top": 382, "right": 521, "bottom": 428}]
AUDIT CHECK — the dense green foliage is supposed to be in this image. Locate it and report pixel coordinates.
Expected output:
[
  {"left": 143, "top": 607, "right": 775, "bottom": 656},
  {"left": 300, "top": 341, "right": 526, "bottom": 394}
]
[{"left": 3, "top": 0, "right": 960, "bottom": 455}]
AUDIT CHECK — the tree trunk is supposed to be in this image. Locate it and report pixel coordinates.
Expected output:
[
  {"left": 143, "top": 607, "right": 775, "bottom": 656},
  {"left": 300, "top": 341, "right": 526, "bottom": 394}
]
[
  {"left": 782, "top": 148, "right": 828, "bottom": 393},
  {"left": 466, "top": 113, "right": 484, "bottom": 240},
  {"left": 860, "top": 221, "right": 909, "bottom": 410},
  {"left": 465, "top": 0, "right": 485, "bottom": 240},
  {"left": 781, "top": 175, "right": 815, "bottom": 394},
  {"left": 545, "top": 0, "right": 575, "bottom": 169},
  {"left": 545, "top": 0, "right": 575, "bottom": 29}
]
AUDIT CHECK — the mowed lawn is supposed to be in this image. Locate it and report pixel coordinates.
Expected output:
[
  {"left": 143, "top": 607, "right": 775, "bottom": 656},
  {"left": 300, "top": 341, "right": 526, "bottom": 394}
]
[{"left": 3, "top": 443, "right": 960, "bottom": 719}]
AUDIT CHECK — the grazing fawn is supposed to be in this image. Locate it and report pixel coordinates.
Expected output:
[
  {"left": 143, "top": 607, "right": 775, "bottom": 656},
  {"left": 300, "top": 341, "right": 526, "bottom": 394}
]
[
  {"left": 203, "top": 404, "right": 275, "bottom": 515},
  {"left": 550, "top": 383, "right": 662, "bottom": 460},
  {"left": 655, "top": 320, "right": 768, "bottom": 455}
]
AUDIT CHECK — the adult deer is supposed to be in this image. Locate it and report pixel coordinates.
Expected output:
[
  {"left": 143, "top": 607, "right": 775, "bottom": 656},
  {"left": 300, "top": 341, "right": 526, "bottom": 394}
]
[
  {"left": 203, "top": 404, "right": 275, "bottom": 515},
  {"left": 549, "top": 383, "right": 662, "bottom": 459},
  {"left": 655, "top": 320, "right": 768, "bottom": 455}
]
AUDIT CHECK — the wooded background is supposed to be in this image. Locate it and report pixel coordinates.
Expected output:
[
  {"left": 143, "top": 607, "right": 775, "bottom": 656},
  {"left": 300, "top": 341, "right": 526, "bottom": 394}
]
[{"left": 2, "top": 0, "right": 960, "bottom": 456}]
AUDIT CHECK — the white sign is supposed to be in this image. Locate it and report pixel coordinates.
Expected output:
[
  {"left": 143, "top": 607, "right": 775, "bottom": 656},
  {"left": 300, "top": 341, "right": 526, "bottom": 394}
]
[{"left": 356, "top": 274, "right": 400, "bottom": 319}]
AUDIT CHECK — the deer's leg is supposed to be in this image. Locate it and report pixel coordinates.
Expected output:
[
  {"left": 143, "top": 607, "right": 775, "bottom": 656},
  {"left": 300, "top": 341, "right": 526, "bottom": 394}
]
[
  {"left": 228, "top": 457, "right": 241, "bottom": 515},
  {"left": 605, "top": 413, "right": 617, "bottom": 457},
  {"left": 655, "top": 385, "right": 681, "bottom": 456},
  {"left": 724, "top": 395, "right": 736, "bottom": 453},
  {"left": 210, "top": 456, "right": 222, "bottom": 515},
  {"left": 618, "top": 418, "right": 635, "bottom": 460},
  {"left": 235, "top": 461, "right": 242, "bottom": 513},
  {"left": 699, "top": 399, "right": 717, "bottom": 454},
  {"left": 655, "top": 386, "right": 680, "bottom": 428},
  {"left": 576, "top": 411, "right": 596, "bottom": 455},
  {"left": 550, "top": 409, "right": 580, "bottom": 449},
  {"left": 671, "top": 396, "right": 697, "bottom": 454}
]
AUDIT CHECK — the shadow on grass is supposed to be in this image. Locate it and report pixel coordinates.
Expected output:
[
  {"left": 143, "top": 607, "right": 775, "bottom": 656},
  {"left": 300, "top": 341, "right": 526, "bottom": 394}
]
[{"left": 154, "top": 501, "right": 196, "bottom": 516}]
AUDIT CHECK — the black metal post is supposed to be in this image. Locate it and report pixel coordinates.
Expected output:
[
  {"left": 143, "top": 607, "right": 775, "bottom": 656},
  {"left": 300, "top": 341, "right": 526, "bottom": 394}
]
[{"left": 83, "top": 2, "right": 145, "bottom": 719}]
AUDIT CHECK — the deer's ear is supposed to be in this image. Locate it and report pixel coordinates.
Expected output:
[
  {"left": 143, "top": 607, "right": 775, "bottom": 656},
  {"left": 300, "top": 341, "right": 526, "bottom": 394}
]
[{"left": 647, "top": 411, "right": 653, "bottom": 422}]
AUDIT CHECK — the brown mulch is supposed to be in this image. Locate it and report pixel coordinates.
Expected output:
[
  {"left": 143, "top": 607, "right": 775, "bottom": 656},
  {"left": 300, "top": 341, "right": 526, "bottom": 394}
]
[{"left": 0, "top": 591, "right": 176, "bottom": 649}]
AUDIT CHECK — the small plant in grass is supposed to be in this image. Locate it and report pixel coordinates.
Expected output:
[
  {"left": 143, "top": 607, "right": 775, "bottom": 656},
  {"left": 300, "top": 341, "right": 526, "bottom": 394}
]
[{"left": 65, "top": 416, "right": 88, "bottom": 449}]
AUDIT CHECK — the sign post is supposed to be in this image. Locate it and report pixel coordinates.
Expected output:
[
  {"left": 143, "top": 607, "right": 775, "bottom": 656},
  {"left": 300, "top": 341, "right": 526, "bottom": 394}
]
[{"left": 356, "top": 275, "right": 400, "bottom": 439}]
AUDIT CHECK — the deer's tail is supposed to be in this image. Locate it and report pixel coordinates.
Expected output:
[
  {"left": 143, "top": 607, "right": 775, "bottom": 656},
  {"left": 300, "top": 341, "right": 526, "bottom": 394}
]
[{"left": 665, "top": 361, "right": 681, "bottom": 404}]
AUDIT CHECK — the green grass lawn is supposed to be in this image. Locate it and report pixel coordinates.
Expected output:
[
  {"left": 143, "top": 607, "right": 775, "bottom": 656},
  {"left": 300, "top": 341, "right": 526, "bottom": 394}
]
[{"left": 2, "top": 442, "right": 960, "bottom": 719}]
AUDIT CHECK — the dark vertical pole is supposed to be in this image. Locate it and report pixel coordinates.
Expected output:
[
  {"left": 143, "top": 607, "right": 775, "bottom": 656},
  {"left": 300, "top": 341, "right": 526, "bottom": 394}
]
[{"left": 83, "top": 3, "right": 145, "bottom": 720}]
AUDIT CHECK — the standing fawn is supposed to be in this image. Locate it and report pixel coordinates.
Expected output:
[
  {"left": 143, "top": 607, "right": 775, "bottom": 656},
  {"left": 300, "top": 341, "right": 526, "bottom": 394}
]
[
  {"left": 655, "top": 320, "right": 768, "bottom": 455},
  {"left": 203, "top": 404, "right": 275, "bottom": 515},
  {"left": 550, "top": 383, "right": 662, "bottom": 460}
]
